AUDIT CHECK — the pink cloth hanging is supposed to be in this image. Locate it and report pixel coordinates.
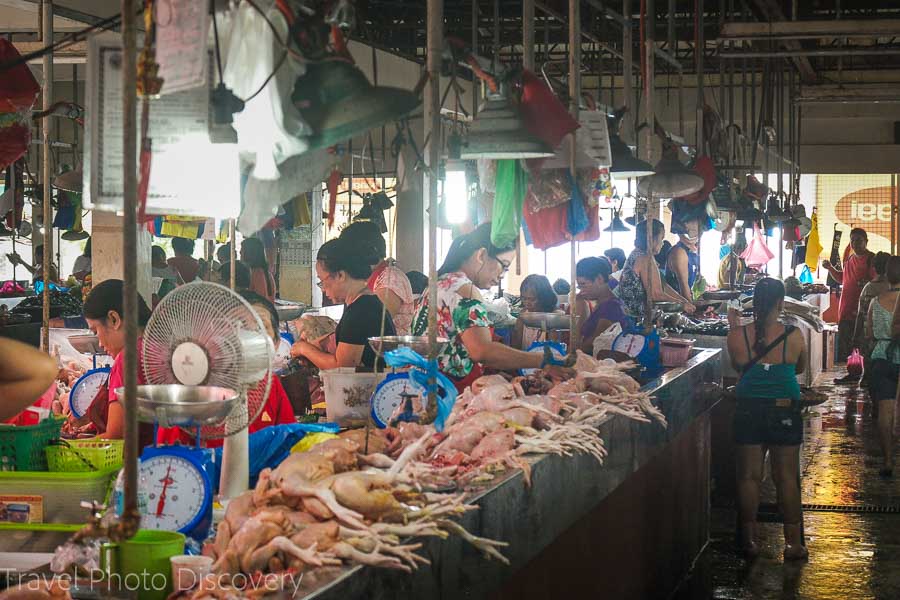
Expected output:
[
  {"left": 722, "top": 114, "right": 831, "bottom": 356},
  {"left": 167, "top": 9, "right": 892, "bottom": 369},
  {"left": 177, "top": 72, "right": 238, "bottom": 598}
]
[{"left": 739, "top": 225, "right": 775, "bottom": 268}]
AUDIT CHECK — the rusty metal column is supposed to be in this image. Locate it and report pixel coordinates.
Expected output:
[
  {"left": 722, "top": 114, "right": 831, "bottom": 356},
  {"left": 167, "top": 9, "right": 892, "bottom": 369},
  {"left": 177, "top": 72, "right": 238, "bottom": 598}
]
[
  {"left": 568, "top": 0, "right": 580, "bottom": 354},
  {"left": 695, "top": 0, "right": 704, "bottom": 152},
  {"left": 41, "top": 0, "right": 53, "bottom": 353},
  {"left": 121, "top": 0, "right": 141, "bottom": 535},
  {"left": 425, "top": 0, "right": 443, "bottom": 396},
  {"left": 472, "top": 0, "right": 479, "bottom": 117},
  {"left": 644, "top": 0, "right": 655, "bottom": 164}
]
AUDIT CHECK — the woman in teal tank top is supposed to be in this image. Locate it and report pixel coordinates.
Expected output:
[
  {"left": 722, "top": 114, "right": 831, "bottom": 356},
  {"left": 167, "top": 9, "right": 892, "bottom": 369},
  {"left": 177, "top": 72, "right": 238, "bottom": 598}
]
[
  {"left": 865, "top": 256, "right": 900, "bottom": 476},
  {"left": 726, "top": 278, "right": 808, "bottom": 561}
]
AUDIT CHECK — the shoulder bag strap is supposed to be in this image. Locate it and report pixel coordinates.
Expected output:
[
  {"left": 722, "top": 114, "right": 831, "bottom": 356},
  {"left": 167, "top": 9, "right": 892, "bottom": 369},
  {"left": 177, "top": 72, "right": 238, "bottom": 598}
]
[{"left": 741, "top": 326, "right": 796, "bottom": 375}]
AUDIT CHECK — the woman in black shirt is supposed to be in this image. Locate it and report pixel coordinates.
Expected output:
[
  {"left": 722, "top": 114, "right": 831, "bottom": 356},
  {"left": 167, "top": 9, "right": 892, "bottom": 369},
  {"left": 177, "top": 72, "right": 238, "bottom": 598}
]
[{"left": 290, "top": 236, "right": 395, "bottom": 369}]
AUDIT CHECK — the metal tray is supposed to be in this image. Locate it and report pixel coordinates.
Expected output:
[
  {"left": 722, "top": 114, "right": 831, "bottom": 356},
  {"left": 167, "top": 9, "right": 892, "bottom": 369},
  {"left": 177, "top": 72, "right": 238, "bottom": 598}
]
[
  {"left": 519, "top": 312, "right": 572, "bottom": 330},
  {"left": 68, "top": 333, "right": 105, "bottom": 355},
  {"left": 368, "top": 335, "right": 449, "bottom": 357},
  {"left": 702, "top": 290, "right": 743, "bottom": 301},
  {"left": 123, "top": 385, "right": 240, "bottom": 428}
]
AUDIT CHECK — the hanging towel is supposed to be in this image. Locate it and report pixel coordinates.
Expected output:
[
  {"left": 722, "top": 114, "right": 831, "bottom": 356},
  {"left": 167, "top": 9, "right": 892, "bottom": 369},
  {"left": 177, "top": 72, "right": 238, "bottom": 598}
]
[
  {"left": 565, "top": 171, "right": 589, "bottom": 236},
  {"left": 491, "top": 159, "right": 528, "bottom": 248},
  {"left": 804, "top": 209, "right": 824, "bottom": 270}
]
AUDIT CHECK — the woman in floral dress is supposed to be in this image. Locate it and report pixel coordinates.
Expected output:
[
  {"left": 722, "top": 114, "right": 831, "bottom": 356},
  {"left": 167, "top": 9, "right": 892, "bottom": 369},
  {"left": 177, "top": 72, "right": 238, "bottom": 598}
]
[{"left": 413, "top": 223, "right": 572, "bottom": 390}]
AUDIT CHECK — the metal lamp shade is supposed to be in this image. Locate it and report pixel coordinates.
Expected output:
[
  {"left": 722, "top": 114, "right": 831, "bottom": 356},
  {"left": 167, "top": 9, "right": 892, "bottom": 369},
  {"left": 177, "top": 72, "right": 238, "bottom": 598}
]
[
  {"left": 609, "top": 133, "right": 654, "bottom": 178},
  {"left": 61, "top": 229, "right": 89, "bottom": 241},
  {"left": 604, "top": 212, "right": 631, "bottom": 232},
  {"left": 637, "top": 156, "right": 704, "bottom": 199},
  {"left": 53, "top": 168, "right": 82, "bottom": 193},
  {"left": 578, "top": 110, "right": 612, "bottom": 167},
  {"left": 460, "top": 94, "right": 553, "bottom": 160},
  {"left": 293, "top": 61, "right": 420, "bottom": 151}
]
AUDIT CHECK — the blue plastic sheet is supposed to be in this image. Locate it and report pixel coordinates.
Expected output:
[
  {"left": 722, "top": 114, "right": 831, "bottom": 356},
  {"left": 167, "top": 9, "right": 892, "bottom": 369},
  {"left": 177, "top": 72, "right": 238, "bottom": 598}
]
[
  {"left": 384, "top": 347, "right": 457, "bottom": 432},
  {"left": 565, "top": 172, "right": 589, "bottom": 236},
  {"left": 799, "top": 265, "right": 814, "bottom": 284},
  {"left": 210, "top": 422, "right": 339, "bottom": 491}
]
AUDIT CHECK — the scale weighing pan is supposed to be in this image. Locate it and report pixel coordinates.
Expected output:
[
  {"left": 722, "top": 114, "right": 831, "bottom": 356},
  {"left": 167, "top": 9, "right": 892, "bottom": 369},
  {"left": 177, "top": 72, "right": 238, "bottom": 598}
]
[
  {"left": 702, "top": 290, "right": 742, "bottom": 301},
  {"left": 519, "top": 312, "right": 571, "bottom": 330},
  {"left": 652, "top": 302, "right": 684, "bottom": 314},
  {"left": 368, "top": 335, "right": 449, "bottom": 357},
  {"left": 120, "top": 385, "right": 240, "bottom": 428},
  {"left": 68, "top": 333, "right": 106, "bottom": 355},
  {"left": 275, "top": 302, "right": 306, "bottom": 322}
]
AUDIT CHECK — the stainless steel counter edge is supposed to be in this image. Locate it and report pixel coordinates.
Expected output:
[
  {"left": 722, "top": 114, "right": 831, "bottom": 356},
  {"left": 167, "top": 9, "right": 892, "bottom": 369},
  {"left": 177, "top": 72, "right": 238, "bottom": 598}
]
[{"left": 296, "top": 348, "right": 723, "bottom": 600}]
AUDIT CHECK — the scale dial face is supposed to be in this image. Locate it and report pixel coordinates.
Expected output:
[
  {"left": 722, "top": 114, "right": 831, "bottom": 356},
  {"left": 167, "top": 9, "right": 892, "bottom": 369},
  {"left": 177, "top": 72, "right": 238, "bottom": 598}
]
[
  {"left": 138, "top": 454, "right": 209, "bottom": 532},
  {"left": 371, "top": 373, "right": 424, "bottom": 428},
  {"left": 612, "top": 333, "right": 647, "bottom": 358},
  {"left": 69, "top": 368, "right": 110, "bottom": 418}
]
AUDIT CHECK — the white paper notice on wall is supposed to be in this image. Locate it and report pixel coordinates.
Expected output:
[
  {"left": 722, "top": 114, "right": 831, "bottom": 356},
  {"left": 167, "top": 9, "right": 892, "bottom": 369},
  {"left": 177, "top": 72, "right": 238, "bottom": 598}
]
[
  {"left": 155, "top": 0, "right": 210, "bottom": 95},
  {"left": 83, "top": 33, "right": 240, "bottom": 220}
]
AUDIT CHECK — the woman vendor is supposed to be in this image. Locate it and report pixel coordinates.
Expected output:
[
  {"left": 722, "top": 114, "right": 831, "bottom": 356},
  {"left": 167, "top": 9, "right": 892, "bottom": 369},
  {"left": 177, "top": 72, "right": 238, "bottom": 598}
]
[
  {"left": 340, "top": 221, "right": 415, "bottom": 335},
  {"left": 511, "top": 274, "right": 558, "bottom": 350},
  {"left": 615, "top": 219, "right": 696, "bottom": 319},
  {"left": 82, "top": 279, "right": 152, "bottom": 441},
  {"left": 666, "top": 217, "right": 702, "bottom": 301},
  {"left": 412, "top": 223, "right": 572, "bottom": 391},
  {"left": 157, "top": 291, "right": 296, "bottom": 446},
  {"left": 291, "top": 237, "right": 396, "bottom": 369},
  {"left": 574, "top": 257, "right": 630, "bottom": 354}
]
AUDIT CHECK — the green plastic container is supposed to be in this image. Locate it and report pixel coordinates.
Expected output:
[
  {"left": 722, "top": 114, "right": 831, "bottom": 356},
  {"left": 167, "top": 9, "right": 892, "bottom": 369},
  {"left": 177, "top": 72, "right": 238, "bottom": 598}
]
[
  {"left": 45, "top": 439, "right": 124, "bottom": 472},
  {"left": 0, "top": 417, "right": 64, "bottom": 471},
  {"left": 0, "top": 466, "right": 119, "bottom": 523},
  {"left": 101, "top": 530, "right": 186, "bottom": 600}
]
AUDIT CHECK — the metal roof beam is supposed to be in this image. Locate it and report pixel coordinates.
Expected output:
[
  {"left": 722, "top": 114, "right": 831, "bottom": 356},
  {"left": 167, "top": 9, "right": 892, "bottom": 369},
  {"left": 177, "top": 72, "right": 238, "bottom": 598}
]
[{"left": 720, "top": 18, "right": 900, "bottom": 40}]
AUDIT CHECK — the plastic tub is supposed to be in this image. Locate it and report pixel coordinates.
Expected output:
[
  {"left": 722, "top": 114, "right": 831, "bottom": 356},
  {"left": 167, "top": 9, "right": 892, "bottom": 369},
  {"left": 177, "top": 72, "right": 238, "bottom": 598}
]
[
  {"left": 45, "top": 439, "right": 124, "bottom": 472},
  {"left": 320, "top": 369, "right": 386, "bottom": 428},
  {"left": 0, "top": 466, "right": 119, "bottom": 523},
  {"left": 660, "top": 338, "right": 695, "bottom": 368}
]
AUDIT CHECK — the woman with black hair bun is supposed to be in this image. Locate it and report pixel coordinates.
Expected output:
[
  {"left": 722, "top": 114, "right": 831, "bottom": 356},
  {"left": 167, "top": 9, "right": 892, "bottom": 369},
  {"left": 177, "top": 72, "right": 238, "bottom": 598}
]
[
  {"left": 412, "top": 223, "right": 573, "bottom": 391},
  {"left": 340, "top": 221, "right": 415, "bottom": 335},
  {"left": 727, "top": 277, "right": 808, "bottom": 561},
  {"left": 82, "top": 279, "right": 152, "bottom": 440},
  {"left": 290, "top": 237, "right": 396, "bottom": 369}
]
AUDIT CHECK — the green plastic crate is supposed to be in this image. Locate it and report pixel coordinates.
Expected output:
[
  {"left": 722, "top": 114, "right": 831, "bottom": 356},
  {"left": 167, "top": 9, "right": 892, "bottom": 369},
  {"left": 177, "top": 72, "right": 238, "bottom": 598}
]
[
  {"left": 0, "top": 417, "right": 64, "bottom": 471},
  {"left": 0, "top": 466, "right": 119, "bottom": 524},
  {"left": 45, "top": 439, "right": 124, "bottom": 472}
]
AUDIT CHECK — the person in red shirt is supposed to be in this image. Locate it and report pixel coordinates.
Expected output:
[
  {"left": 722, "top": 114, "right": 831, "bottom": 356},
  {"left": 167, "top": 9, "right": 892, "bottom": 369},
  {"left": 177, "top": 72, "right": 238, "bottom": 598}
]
[
  {"left": 822, "top": 227, "right": 876, "bottom": 384},
  {"left": 156, "top": 290, "right": 295, "bottom": 446},
  {"left": 167, "top": 237, "right": 201, "bottom": 284}
]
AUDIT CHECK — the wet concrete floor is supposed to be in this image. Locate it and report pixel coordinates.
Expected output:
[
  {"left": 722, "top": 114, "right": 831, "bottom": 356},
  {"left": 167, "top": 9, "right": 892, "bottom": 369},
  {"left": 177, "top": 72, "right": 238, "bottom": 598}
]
[{"left": 678, "top": 371, "right": 900, "bottom": 600}]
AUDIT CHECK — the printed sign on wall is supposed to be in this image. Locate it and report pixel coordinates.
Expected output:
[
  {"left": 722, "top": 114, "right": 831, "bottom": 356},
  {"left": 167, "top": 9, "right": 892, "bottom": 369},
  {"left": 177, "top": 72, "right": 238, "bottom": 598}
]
[{"left": 815, "top": 175, "right": 894, "bottom": 256}]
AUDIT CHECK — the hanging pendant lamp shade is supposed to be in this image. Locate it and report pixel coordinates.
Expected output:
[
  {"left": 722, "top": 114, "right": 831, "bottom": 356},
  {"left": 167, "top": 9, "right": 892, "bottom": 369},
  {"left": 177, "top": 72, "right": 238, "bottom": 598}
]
[
  {"left": 765, "top": 192, "right": 789, "bottom": 223},
  {"left": 604, "top": 211, "right": 631, "bottom": 232},
  {"left": 53, "top": 167, "right": 82, "bottom": 193},
  {"left": 61, "top": 229, "right": 90, "bottom": 241},
  {"left": 460, "top": 86, "right": 554, "bottom": 160},
  {"left": 292, "top": 61, "right": 420, "bottom": 151},
  {"left": 609, "top": 132, "right": 654, "bottom": 178},
  {"left": 578, "top": 109, "right": 612, "bottom": 167},
  {"left": 637, "top": 142, "right": 703, "bottom": 198}
]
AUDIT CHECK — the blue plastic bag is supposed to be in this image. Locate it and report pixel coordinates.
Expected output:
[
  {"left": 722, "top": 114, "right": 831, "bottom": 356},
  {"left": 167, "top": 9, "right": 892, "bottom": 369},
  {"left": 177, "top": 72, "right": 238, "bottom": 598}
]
[
  {"left": 384, "top": 347, "right": 458, "bottom": 432},
  {"left": 799, "top": 264, "right": 813, "bottom": 284},
  {"left": 565, "top": 172, "right": 589, "bottom": 236},
  {"left": 211, "top": 422, "right": 339, "bottom": 491}
]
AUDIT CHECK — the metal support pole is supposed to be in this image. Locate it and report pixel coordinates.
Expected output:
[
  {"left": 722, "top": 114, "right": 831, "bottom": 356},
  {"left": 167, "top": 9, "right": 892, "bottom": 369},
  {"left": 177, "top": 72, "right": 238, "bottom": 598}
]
[
  {"left": 696, "top": 0, "right": 704, "bottom": 153},
  {"left": 120, "top": 0, "right": 140, "bottom": 537},
  {"left": 471, "top": 0, "right": 479, "bottom": 117},
  {"left": 523, "top": 0, "right": 535, "bottom": 70},
  {"left": 41, "top": 0, "right": 53, "bottom": 354},
  {"left": 425, "top": 0, "right": 443, "bottom": 400},
  {"left": 229, "top": 219, "right": 236, "bottom": 290},
  {"left": 623, "top": 0, "right": 634, "bottom": 142},
  {"left": 645, "top": 0, "right": 656, "bottom": 164},
  {"left": 568, "top": 0, "right": 580, "bottom": 355}
]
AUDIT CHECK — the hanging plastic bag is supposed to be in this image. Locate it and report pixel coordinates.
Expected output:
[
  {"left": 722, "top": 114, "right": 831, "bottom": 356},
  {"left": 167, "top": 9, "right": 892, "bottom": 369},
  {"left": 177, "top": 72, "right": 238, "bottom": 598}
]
[
  {"left": 739, "top": 225, "right": 775, "bottom": 268},
  {"left": 799, "top": 265, "right": 813, "bottom": 284},
  {"left": 491, "top": 159, "right": 528, "bottom": 248},
  {"left": 847, "top": 348, "right": 864, "bottom": 379}
]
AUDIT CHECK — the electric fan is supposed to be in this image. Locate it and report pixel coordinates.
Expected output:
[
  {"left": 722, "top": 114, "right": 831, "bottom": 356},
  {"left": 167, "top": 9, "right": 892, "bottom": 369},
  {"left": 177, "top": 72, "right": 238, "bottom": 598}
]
[{"left": 141, "top": 282, "right": 274, "bottom": 501}]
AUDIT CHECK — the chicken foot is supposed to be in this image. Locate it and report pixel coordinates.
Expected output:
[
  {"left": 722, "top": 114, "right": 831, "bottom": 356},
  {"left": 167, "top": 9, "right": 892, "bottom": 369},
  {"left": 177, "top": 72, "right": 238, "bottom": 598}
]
[{"left": 435, "top": 519, "right": 510, "bottom": 565}]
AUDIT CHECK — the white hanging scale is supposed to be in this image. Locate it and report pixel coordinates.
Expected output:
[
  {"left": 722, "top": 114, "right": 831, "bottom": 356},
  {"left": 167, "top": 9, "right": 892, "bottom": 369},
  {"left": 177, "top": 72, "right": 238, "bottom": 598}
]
[
  {"left": 68, "top": 368, "right": 111, "bottom": 418},
  {"left": 370, "top": 372, "right": 426, "bottom": 428}
]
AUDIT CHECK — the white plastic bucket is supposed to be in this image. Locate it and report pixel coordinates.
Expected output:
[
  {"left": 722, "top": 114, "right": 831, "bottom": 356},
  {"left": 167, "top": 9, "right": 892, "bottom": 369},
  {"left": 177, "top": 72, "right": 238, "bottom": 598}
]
[{"left": 320, "top": 369, "right": 386, "bottom": 427}]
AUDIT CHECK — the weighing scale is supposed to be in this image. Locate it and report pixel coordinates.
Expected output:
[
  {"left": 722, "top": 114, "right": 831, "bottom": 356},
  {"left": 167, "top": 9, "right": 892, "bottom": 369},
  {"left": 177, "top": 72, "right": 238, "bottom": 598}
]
[
  {"left": 66, "top": 333, "right": 112, "bottom": 418},
  {"left": 520, "top": 341, "right": 567, "bottom": 375}
]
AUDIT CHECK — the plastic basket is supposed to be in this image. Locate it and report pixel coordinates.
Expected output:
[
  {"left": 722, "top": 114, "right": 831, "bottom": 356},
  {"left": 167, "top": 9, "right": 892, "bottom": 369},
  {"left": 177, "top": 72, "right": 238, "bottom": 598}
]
[
  {"left": 660, "top": 338, "right": 695, "bottom": 368},
  {"left": 45, "top": 439, "right": 124, "bottom": 472},
  {"left": 0, "top": 466, "right": 119, "bottom": 524},
  {"left": 0, "top": 417, "right": 64, "bottom": 472}
]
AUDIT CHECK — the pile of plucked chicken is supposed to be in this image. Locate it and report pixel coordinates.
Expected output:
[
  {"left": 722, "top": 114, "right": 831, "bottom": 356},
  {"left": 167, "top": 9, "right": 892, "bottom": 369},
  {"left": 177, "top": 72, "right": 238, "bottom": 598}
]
[{"left": 182, "top": 352, "right": 665, "bottom": 599}]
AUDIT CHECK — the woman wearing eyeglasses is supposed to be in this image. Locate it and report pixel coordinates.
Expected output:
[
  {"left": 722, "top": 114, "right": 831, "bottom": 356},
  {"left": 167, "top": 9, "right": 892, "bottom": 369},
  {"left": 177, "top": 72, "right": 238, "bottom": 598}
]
[
  {"left": 412, "top": 223, "right": 573, "bottom": 391},
  {"left": 290, "top": 237, "right": 396, "bottom": 369}
]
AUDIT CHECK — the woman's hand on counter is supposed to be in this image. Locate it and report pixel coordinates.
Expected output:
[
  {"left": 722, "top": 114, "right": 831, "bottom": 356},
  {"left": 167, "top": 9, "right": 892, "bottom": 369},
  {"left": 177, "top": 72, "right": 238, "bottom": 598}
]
[{"left": 682, "top": 302, "right": 697, "bottom": 314}]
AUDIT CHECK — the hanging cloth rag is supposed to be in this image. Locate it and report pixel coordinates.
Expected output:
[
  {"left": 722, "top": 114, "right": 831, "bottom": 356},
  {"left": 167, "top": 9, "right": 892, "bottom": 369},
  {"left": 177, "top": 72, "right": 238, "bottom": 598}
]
[
  {"left": 740, "top": 225, "right": 775, "bottom": 269},
  {"left": 491, "top": 159, "right": 529, "bottom": 248},
  {"left": 326, "top": 167, "right": 342, "bottom": 229},
  {"left": 804, "top": 209, "right": 824, "bottom": 271},
  {"left": 565, "top": 171, "right": 590, "bottom": 237}
]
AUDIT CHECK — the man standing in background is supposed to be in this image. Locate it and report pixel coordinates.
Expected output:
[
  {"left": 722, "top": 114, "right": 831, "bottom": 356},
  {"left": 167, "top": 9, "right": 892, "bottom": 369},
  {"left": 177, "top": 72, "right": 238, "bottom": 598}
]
[{"left": 823, "top": 227, "right": 876, "bottom": 384}]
